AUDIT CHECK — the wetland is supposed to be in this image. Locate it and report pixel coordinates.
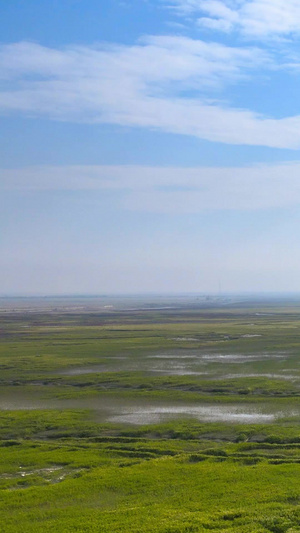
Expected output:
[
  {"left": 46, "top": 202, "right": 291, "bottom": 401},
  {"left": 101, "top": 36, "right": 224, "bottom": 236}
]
[{"left": 2, "top": 295, "right": 300, "bottom": 532}]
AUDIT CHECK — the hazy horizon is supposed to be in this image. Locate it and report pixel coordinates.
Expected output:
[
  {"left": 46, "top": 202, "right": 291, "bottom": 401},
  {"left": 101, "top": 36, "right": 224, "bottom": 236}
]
[{"left": 2, "top": 291, "right": 300, "bottom": 299}]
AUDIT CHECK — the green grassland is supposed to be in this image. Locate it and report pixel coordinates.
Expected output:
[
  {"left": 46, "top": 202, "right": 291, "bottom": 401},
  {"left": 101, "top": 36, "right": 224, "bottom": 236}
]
[{"left": 2, "top": 298, "right": 300, "bottom": 532}]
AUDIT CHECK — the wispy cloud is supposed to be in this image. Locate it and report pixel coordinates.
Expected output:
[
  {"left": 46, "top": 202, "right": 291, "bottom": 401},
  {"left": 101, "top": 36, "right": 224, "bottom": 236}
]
[
  {"left": 167, "top": 0, "right": 300, "bottom": 38},
  {"left": 3, "top": 162, "right": 300, "bottom": 213},
  {"left": 1, "top": 39, "right": 300, "bottom": 148}
]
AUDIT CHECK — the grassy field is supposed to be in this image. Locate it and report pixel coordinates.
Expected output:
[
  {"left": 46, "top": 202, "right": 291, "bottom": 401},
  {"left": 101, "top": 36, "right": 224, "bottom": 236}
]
[{"left": 1, "top": 296, "right": 300, "bottom": 532}]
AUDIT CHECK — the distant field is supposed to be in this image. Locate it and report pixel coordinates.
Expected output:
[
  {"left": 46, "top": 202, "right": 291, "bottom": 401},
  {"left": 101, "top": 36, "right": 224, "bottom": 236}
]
[{"left": 1, "top": 297, "right": 300, "bottom": 532}]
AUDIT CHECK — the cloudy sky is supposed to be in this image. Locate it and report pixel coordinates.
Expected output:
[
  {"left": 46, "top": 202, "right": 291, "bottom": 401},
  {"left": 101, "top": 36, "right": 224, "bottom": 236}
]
[{"left": 2, "top": 0, "right": 300, "bottom": 295}]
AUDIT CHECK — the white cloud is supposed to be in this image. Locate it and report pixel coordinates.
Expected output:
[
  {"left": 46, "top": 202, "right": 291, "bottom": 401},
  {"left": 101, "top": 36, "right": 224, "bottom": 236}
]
[
  {"left": 1, "top": 39, "right": 300, "bottom": 148},
  {"left": 3, "top": 162, "right": 300, "bottom": 213},
  {"left": 241, "top": 0, "right": 300, "bottom": 37},
  {"left": 168, "top": 0, "right": 300, "bottom": 38}
]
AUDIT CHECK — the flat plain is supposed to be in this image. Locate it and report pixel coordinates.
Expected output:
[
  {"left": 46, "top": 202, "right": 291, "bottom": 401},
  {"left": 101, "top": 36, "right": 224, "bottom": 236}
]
[{"left": 2, "top": 295, "right": 300, "bottom": 532}]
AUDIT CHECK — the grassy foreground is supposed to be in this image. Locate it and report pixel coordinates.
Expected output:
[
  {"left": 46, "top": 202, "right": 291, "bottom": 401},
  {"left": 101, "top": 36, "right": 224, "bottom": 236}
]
[{"left": 1, "top": 297, "right": 300, "bottom": 532}]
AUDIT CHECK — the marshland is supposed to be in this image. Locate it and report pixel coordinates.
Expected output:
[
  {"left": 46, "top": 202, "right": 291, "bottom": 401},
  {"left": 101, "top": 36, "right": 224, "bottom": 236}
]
[{"left": 2, "top": 295, "right": 300, "bottom": 532}]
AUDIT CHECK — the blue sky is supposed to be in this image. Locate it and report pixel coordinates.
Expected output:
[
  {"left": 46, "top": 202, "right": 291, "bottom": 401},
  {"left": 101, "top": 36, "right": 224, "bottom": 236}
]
[{"left": 2, "top": 0, "right": 300, "bottom": 294}]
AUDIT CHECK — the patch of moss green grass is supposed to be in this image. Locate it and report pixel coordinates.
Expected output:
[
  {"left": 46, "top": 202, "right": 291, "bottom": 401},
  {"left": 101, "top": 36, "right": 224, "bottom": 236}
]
[
  {"left": 2, "top": 416, "right": 300, "bottom": 533},
  {"left": 2, "top": 429, "right": 300, "bottom": 532}
]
